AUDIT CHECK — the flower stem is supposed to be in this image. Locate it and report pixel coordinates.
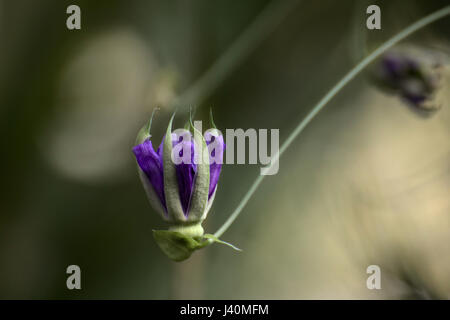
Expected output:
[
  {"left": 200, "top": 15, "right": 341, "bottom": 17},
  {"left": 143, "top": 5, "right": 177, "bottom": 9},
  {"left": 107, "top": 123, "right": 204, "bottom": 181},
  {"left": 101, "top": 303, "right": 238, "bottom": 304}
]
[{"left": 214, "top": 6, "right": 450, "bottom": 239}]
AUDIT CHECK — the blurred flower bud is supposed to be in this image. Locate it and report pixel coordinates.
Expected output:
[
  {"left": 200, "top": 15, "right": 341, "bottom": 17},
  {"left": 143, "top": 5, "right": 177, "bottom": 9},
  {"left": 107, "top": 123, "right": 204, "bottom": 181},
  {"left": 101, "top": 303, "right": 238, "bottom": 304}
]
[{"left": 372, "top": 45, "right": 448, "bottom": 115}]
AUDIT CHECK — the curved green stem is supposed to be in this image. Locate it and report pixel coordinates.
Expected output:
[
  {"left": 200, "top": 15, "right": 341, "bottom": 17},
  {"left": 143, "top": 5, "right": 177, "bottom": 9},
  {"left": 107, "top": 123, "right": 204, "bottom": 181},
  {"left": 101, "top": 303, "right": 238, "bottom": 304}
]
[{"left": 214, "top": 6, "right": 450, "bottom": 238}]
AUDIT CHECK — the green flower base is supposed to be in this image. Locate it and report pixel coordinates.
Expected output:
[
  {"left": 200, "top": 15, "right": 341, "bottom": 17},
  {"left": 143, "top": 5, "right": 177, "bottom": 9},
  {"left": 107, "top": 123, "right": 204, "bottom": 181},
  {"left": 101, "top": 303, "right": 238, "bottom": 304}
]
[{"left": 153, "top": 224, "right": 241, "bottom": 261}]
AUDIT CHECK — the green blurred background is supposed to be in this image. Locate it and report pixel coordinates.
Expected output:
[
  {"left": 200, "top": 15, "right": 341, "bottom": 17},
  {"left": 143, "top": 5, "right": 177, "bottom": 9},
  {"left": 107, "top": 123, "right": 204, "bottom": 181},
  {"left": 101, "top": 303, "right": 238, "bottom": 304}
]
[{"left": 0, "top": 0, "right": 449, "bottom": 299}]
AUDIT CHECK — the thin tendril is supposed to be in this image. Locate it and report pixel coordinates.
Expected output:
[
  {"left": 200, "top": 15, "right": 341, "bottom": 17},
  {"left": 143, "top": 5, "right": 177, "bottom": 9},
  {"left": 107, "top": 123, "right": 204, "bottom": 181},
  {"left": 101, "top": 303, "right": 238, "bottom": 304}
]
[{"left": 214, "top": 6, "right": 450, "bottom": 239}]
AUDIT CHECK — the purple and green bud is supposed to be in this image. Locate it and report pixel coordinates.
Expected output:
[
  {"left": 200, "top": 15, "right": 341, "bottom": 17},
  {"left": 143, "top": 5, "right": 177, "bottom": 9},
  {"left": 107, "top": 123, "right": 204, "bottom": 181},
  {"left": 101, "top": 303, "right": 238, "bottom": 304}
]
[
  {"left": 133, "top": 110, "right": 238, "bottom": 261},
  {"left": 372, "top": 47, "right": 447, "bottom": 115}
]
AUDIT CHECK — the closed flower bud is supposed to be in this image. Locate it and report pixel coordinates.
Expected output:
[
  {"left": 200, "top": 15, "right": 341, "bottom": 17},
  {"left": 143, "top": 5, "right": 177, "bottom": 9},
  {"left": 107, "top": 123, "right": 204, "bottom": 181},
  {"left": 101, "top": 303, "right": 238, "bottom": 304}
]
[
  {"left": 372, "top": 46, "right": 448, "bottom": 115},
  {"left": 133, "top": 110, "right": 237, "bottom": 261}
]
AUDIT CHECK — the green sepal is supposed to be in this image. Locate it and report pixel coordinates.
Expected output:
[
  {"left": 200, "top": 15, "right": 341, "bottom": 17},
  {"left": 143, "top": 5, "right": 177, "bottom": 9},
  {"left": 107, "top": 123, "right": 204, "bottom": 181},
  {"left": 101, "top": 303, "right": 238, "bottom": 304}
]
[
  {"left": 183, "top": 107, "right": 197, "bottom": 130},
  {"left": 152, "top": 229, "right": 241, "bottom": 262},
  {"left": 163, "top": 113, "right": 185, "bottom": 222},
  {"left": 203, "top": 234, "right": 242, "bottom": 251},
  {"left": 187, "top": 111, "right": 210, "bottom": 222},
  {"left": 135, "top": 107, "right": 159, "bottom": 145},
  {"left": 209, "top": 108, "right": 217, "bottom": 129},
  {"left": 153, "top": 229, "right": 209, "bottom": 262}
]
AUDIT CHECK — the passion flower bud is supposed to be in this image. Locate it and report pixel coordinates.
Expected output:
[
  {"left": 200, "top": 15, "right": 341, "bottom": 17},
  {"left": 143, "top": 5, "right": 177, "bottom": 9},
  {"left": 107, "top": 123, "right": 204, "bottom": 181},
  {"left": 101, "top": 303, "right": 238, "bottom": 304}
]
[
  {"left": 372, "top": 47, "right": 447, "bottom": 115},
  {"left": 133, "top": 110, "right": 238, "bottom": 261}
]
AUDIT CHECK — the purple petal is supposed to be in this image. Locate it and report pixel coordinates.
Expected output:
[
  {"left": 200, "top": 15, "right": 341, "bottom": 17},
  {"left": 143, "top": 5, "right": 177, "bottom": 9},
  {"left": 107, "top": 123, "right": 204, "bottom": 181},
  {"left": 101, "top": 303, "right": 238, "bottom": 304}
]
[
  {"left": 173, "top": 132, "right": 197, "bottom": 215},
  {"left": 402, "top": 91, "right": 427, "bottom": 106},
  {"left": 383, "top": 54, "right": 406, "bottom": 79},
  {"left": 380, "top": 53, "right": 421, "bottom": 87},
  {"left": 133, "top": 139, "right": 166, "bottom": 210},
  {"left": 205, "top": 132, "right": 225, "bottom": 199}
]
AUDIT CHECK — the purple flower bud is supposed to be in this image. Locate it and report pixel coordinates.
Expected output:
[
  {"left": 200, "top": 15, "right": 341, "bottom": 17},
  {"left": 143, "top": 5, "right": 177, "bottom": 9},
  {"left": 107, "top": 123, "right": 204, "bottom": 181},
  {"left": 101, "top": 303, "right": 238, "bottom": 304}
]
[
  {"left": 132, "top": 115, "right": 224, "bottom": 227},
  {"left": 373, "top": 48, "right": 444, "bottom": 114}
]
